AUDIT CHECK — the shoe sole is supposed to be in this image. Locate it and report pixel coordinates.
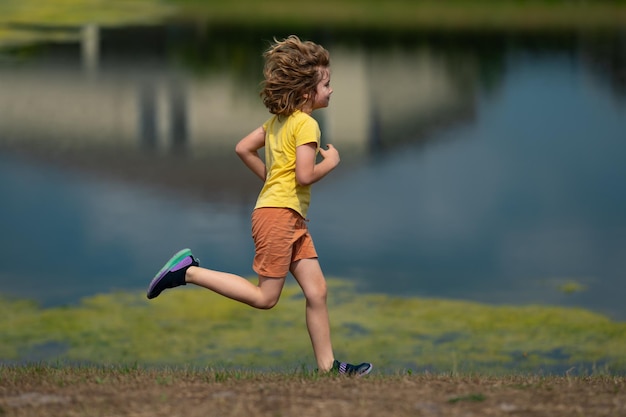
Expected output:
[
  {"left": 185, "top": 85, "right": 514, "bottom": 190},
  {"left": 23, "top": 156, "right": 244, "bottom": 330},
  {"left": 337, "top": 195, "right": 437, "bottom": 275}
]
[{"left": 147, "top": 248, "right": 193, "bottom": 298}]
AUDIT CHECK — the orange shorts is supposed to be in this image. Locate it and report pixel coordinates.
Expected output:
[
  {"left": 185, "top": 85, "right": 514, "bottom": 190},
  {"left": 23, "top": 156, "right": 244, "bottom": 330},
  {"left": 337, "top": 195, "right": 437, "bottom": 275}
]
[{"left": 251, "top": 207, "right": 318, "bottom": 278}]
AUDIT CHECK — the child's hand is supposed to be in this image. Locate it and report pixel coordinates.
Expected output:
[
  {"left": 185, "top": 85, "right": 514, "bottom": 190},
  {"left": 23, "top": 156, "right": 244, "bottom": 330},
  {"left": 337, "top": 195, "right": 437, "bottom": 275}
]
[{"left": 319, "top": 144, "right": 340, "bottom": 167}]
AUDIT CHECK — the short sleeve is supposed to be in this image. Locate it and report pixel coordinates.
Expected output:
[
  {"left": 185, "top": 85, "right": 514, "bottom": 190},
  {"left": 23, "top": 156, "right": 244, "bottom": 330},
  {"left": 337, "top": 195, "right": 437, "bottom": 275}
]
[{"left": 294, "top": 113, "right": 320, "bottom": 148}]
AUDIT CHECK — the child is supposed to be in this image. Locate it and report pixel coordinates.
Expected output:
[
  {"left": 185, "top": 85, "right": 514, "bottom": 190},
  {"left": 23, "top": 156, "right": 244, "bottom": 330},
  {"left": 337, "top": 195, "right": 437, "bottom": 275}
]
[{"left": 147, "top": 35, "right": 372, "bottom": 376}]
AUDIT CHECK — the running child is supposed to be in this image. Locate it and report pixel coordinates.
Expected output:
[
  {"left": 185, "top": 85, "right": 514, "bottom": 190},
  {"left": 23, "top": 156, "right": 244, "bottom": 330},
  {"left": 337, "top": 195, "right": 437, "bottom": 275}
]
[{"left": 147, "top": 35, "right": 372, "bottom": 376}]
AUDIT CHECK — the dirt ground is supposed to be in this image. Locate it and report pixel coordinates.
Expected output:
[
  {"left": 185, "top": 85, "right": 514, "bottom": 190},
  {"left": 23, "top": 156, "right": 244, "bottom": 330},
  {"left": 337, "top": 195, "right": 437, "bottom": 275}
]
[{"left": 1, "top": 367, "right": 625, "bottom": 417}]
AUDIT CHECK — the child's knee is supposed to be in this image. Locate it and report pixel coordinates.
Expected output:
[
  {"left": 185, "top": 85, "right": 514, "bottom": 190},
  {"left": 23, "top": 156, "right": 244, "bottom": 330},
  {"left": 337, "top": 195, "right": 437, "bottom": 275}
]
[
  {"left": 254, "top": 294, "right": 280, "bottom": 310},
  {"left": 306, "top": 285, "right": 327, "bottom": 306}
]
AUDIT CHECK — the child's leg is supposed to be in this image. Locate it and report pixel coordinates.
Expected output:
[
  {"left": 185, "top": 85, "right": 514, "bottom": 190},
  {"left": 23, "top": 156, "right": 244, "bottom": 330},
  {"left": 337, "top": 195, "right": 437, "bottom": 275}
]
[
  {"left": 185, "top": 266, "right": 285, "bottom": 310},
  {"left": 290, "top": 258, "right": 335, "bottom": 372}
]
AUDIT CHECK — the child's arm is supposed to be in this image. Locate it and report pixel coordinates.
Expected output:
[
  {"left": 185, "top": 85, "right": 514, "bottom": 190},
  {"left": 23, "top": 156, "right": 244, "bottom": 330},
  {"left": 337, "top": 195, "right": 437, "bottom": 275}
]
[
  {"left": 235, "top": 126, "right": 266, "bottom": 181},
  {"left": 295, "top": 143, "right": 340, "bottom": 186}
]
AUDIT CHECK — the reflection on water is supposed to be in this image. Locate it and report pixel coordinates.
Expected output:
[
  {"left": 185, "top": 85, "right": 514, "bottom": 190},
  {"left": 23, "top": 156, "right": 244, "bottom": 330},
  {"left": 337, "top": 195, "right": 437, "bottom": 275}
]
[{"left": 1, "top": 25, "right": 625, "bottom": 320}]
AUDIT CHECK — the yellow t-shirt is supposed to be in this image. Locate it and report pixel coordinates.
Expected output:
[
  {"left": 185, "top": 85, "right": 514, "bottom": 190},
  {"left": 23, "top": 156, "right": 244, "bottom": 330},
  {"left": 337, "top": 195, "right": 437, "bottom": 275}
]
[{"left": 255, "top": 110, "right": 320, "bottom": 218}]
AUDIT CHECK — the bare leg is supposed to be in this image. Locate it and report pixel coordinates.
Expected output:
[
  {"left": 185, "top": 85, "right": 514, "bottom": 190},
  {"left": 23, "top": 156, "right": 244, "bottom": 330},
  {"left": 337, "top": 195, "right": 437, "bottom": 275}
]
[
  {"left": 185, "top": 266, "right": 285, "bottom": 310},
  {"left": 290, "top": 258, "right": 335, "bottom": 372}
]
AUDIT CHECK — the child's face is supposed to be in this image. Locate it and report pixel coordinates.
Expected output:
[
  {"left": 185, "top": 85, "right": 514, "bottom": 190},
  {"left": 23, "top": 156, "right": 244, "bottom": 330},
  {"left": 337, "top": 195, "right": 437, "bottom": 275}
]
[{"left": 310, "top": 68, "right": 333, "bottom": 111}]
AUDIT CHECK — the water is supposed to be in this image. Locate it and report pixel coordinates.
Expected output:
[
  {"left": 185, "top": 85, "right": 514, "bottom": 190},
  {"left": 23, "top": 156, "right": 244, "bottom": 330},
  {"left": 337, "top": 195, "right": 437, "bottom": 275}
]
[{"left": 1, "top": 25, "right": 625, "bottom": 320}]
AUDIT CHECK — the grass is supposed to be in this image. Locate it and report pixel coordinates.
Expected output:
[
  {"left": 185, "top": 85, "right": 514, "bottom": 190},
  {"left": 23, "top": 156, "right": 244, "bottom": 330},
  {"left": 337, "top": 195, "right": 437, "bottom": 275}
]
[
  {"left": 2, "top": 0, "right": 626, "bottom": 48},
  {"left": 447, "top": 393, "right": 487, "bottom": 403},
  {"left": 1, "top": 363, "right": 625, "bottom": 416},
  {"left": 0, "top": 0, "right": 174, "bottom": 47},
  {"left": 166, "top": 0, "right": 626, "bottom": 31},
  {"left": 1, "top": 280, "right": 626, "bottom": 375}
]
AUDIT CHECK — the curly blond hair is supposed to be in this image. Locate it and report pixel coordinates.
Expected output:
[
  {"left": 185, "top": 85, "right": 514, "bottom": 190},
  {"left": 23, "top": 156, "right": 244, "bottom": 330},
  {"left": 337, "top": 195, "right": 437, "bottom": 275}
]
[{"left": 261, "top": 35, "right": 330, "bottom": 117}]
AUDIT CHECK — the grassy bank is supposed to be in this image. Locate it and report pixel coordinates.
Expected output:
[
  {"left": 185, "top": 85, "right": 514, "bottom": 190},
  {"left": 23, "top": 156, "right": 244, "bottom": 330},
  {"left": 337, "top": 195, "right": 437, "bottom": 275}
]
[
  {"left": 2, "top": 281, "right": 626, "bottom": 375},
  {"left": 2, "top": 0, "right": 626, "bottom": 47},
  {"left": 167, "top": 0, "right": 626, "bottom": 31},
  {"left": 1, "top": 363, "right": 625, "bottom": 416}
]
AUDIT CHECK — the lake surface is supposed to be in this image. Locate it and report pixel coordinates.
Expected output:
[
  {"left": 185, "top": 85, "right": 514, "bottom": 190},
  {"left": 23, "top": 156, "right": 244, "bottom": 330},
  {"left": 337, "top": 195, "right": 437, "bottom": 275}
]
[{"left": 1, "top": 25, "right": 625, "bottom": 320}]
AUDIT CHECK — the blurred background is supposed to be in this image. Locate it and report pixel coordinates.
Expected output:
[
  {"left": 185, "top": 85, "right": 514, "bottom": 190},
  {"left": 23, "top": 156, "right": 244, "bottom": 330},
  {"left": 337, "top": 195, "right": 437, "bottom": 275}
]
[{"left": 1, "top": 0, "right": 625, "bottom": 324}]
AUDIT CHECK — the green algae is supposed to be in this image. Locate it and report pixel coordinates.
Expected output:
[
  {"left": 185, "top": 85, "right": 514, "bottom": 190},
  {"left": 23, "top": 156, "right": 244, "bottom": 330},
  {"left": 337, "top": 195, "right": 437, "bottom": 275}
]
[{"left": 1, "top": 280, "right": 625, "bottom": 374}]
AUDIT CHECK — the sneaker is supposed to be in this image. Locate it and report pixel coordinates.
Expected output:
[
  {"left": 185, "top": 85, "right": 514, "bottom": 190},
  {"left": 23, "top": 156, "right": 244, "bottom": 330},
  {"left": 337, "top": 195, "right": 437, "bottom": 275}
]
[
  {"left": 332, "top": 360, "right": 373, "bottom": 377},
  {"left": 147, "top": 248, "right": 199, "bottom": 299}
]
